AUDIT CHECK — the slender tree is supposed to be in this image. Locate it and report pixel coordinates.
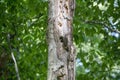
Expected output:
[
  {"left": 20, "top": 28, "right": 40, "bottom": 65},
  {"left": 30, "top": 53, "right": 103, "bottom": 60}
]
[{"left": 47, "top": 0, "right": 76, "bottom": 80}]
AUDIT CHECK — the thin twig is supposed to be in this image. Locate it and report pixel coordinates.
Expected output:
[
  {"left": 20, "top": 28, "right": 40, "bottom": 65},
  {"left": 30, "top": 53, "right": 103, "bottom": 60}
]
[
  {"left": 11, "top": 52, "right": 20, "bottom": 80},
  {"left": 79, "top": 19, "right": 120, "bottom": 34},
  {"left": 84, "top": 20, "right": 120, "bottom": 34},
  {"left": 7, "top": 34, "right": 21, "bottom": 80}
]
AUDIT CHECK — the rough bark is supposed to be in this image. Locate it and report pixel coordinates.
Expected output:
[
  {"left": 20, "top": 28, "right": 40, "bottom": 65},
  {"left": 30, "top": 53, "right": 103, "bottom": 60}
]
[{"left": 47, "top": 0, "right": 76, "bottom": 80}]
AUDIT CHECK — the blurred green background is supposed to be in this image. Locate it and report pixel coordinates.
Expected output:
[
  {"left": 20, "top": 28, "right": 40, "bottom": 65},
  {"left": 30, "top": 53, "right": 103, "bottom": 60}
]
[{"left": 0, "top": 0, "right": 120, "bottom": 80}]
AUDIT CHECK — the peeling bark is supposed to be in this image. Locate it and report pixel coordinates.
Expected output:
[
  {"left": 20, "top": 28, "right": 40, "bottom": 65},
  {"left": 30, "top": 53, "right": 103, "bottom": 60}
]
[{"left": 47, "top": 0, "right": 76, "bottom": 80}]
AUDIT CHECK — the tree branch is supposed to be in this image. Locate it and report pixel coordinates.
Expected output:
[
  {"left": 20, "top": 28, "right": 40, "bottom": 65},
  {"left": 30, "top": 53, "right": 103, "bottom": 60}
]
[
  {"left": 11, "top": 52, "right": 20, "bottom": 80},
  {"left": 81, "top": 19, "right": 120, "bottom": 34},
  {"left": 7, "top": 34, "right": 20, "bottom": 80}
]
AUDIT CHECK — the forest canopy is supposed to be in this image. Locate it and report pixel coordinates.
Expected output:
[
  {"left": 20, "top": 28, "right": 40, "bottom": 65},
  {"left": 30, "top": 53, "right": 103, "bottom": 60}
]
[{"left": 0, "top": 0, "right": 120, "bottom": 80}]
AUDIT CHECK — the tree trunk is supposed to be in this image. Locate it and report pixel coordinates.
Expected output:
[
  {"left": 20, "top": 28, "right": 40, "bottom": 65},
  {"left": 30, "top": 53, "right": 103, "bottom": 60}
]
[{"left": 47, "top": 0, "right": 76, "bottom": 80}]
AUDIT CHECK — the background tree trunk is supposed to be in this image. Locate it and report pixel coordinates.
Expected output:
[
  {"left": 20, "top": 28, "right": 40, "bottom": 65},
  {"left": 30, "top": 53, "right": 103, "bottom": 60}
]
[{"left": 47, "top": 0, "right": 76, "bottom": 80}]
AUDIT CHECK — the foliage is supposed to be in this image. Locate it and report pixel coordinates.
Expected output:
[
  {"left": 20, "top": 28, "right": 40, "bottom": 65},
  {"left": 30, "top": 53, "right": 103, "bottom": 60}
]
[
  {"left": 75, "top": 0, "right": 120, "bottom": 80},
  {"left": 0, "top": 0, "right": 48, "bottom": 79},
  {"left": 0, "top": 0, "right": 120, "bottom": 80}
]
